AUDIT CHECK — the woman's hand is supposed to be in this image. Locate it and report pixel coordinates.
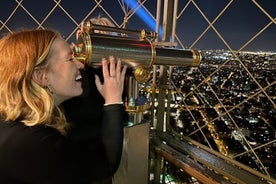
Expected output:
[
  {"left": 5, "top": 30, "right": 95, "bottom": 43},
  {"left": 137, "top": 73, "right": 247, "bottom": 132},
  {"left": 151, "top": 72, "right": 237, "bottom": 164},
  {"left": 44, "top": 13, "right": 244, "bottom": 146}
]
[{"left": 95, "top": 56, "right": 127, "bottom": 104}]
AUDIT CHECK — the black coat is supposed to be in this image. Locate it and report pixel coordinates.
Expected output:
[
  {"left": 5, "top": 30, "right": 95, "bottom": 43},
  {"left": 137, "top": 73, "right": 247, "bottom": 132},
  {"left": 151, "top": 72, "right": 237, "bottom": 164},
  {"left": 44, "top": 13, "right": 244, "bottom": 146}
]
[{"left": 0, "top": 104, "right": 124, "bottom": 184}]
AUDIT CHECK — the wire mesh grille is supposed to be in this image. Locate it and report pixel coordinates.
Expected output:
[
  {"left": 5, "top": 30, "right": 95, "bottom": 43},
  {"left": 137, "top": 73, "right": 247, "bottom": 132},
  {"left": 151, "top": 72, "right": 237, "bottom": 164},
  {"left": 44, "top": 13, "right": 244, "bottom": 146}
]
[{"left": 0, "top": 0, "right": 275, "bottom": 183}]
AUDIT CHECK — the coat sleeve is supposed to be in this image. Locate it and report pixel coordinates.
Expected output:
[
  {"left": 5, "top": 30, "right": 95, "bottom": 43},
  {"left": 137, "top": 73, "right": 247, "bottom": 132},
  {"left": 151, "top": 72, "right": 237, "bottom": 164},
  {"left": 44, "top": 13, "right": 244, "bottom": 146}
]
[{"left": 100, "top": 104, "right": 125, "bottom": 173}]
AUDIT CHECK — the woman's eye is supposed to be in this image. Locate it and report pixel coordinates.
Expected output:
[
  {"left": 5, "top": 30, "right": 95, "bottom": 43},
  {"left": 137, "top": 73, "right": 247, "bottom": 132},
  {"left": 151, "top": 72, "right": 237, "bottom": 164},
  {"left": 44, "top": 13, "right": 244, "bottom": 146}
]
[{"left": 67, "top": 58, "right": 74, "bottom": 62}]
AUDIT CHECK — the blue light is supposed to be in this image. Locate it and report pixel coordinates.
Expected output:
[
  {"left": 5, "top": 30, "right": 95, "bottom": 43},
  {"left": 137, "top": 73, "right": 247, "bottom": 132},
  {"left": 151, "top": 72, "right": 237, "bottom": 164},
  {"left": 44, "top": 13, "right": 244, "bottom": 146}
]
[{"left": 123, "top": 0, "right": 163, "bottom": 38}]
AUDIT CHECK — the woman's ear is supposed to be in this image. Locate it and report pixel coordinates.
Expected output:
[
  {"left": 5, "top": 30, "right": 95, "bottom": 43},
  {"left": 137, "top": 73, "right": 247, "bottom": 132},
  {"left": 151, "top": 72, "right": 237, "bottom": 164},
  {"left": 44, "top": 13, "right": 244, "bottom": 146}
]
[{"left": 32, "top": 68, "right": 46, "bottom": 86}]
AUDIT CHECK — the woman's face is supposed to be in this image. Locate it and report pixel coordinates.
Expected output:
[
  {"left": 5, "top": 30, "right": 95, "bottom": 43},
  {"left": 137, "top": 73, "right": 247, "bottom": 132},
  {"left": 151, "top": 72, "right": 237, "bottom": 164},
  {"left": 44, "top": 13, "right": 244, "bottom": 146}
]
[{"left": 45, "top": 36, "right": 84, "bottom": 105}]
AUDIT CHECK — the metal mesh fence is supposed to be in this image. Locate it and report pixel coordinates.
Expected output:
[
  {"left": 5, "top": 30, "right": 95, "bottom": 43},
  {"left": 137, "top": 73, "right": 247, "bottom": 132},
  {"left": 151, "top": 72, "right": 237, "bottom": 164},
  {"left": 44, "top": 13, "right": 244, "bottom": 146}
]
[{"left": 1, "top": 0, "right": 275, "bottom": 183}]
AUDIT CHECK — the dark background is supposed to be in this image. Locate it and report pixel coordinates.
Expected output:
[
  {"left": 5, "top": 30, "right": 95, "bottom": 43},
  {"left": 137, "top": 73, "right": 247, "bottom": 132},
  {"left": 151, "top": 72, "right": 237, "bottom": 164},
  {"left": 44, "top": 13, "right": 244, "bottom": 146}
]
[{"left": 0, "top": 0, "right": 275, "bottom": 51}]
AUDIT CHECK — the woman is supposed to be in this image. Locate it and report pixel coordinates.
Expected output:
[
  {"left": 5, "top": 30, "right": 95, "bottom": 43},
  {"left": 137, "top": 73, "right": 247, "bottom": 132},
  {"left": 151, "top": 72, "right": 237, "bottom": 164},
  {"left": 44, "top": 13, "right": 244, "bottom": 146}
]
[{"left": 0, "top": 29, "right": 127, "bottom": 183}]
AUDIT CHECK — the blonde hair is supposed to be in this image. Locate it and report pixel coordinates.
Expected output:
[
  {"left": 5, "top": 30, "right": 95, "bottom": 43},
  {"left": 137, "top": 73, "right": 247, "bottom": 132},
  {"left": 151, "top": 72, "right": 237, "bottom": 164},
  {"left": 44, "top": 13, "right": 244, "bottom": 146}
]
[
  {"left": 0, "top": 29, "right": 67, "bottom": 135},
  {"left": 90, "top": 15, "right": 115, "bottom": 27},
  {"left": 90, "top": 15, "right": 116, "bottom": 35},
  {"left": 76, "top": 15, "right": 116, "bottom": 39}
]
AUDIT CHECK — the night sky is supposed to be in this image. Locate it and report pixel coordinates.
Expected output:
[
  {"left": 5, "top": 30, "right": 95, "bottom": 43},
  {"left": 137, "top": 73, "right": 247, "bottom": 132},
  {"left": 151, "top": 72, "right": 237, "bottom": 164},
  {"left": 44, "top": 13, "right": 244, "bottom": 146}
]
[{"left": 0, "top": 0, "right": 275, "bottom": 51}]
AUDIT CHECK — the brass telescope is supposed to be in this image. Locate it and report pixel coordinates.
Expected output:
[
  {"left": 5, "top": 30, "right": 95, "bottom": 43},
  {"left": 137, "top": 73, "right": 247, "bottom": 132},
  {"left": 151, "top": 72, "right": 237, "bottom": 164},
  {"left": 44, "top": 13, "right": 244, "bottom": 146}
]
[
  {"left": 73, "top": 23, "right": 202, "bottom": 122},
  {"left": 73, "top": 23, "right": 202, "bottom": 83}
]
